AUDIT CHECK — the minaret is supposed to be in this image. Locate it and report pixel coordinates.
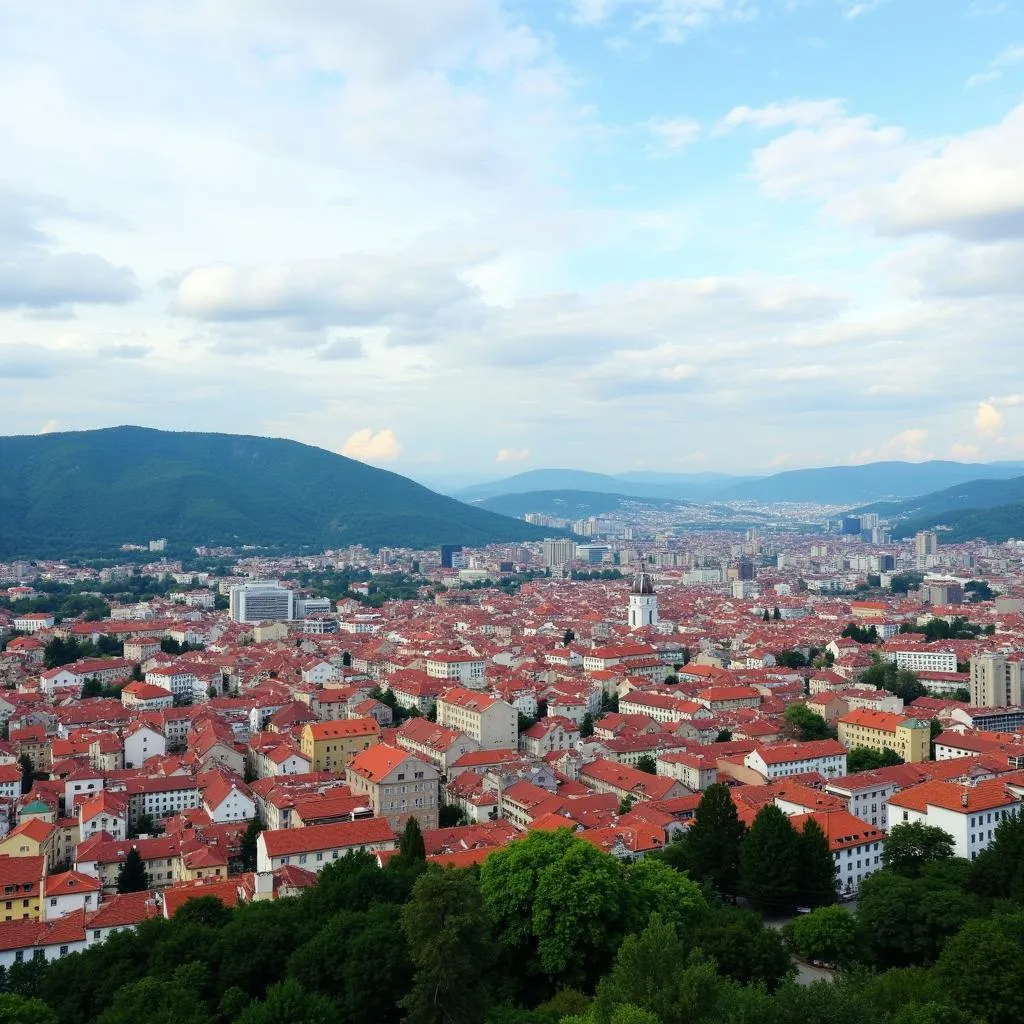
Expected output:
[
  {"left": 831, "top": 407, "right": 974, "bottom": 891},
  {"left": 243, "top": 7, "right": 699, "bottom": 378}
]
[{"left": 628, "top": 563, "right": 658, "bottom": 630}]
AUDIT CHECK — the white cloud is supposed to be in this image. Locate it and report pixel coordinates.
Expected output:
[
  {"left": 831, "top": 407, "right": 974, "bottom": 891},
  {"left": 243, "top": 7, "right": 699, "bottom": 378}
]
[
  {"left": 857, "top": 103, "right": 1024, "bottom": 241},
  {"left": 644, "top": 116, "right": 701, "bottom": 153},
  {"left": 341, "top": 428, "right": 403, "bottom": 463},
  {"left": 975, "top": 400, "right": 1005, "bottom": 437},
  {"left": 843, "top": 0, "right": 890, "bottom": 19},
  {"left": 717, "top": 99, "right": 846, "bottom": 133},
  {"left": 747, "top": 110, "right": 913, "bottom": 203},
  {"left": 949, "top": 442, "right": 981, "bottom": 459},
  {"left": 773, "top": 364, "right": 835, "bottom": 381},
  {"left": 851, "top": 428, "right": 931, "bottom": 463},
  {"left": 496, "top": 446, "right": 531, "bottom": 462},
  {"left": 966, "top": 42, "right": 1024, "bottom": 87},
  {"left": 884, "top": 238, "right": 1024, "bottom": 298},
  {"left": 991, "top": 393, "right": 1024, "bottom": 406},
  {"left": 568, "top": 0, "right": 755, "bottom": 42},
  {"left": 172, "top": 253, "right": 479, "bottom": 328}
]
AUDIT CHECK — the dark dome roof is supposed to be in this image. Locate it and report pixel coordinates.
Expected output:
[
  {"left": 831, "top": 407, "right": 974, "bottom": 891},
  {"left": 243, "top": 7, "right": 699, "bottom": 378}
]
[{"left": 631, "top": 572, "right": 655, "bottom": 596}]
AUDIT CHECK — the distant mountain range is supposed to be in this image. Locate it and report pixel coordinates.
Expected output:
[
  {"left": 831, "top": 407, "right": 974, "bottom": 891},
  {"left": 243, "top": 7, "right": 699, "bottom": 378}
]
[
  {"left": 856, "top": 475, "right": 1024, "bottom": 542},
  {"left": 0, "top": 427, "right": 555, "bottom": 558},
  {"left": 460, "top": 461, "right": 1024, "bottom": 506},
  {"left": 474, "top": 490, "right": 692, "bottom": 519},
  {"left": 456, "top": 469, "right": 710, "bottom": 501}
]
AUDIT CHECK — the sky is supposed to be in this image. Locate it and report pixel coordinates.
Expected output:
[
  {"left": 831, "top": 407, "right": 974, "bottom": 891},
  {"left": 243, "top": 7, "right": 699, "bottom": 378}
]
[{"left": 2, "top": 0, "right": 1024, "bottom": 484}]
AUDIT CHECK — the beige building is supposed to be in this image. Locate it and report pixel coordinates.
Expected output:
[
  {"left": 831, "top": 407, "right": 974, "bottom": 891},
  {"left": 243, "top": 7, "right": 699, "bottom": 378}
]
[
  {"left": 970, "top": 653, "right": 1024, "bottom": 708},
  {"left": 837, "top": 708, "right": 930, "bottom": 763},
  {"left": 436, "top": 688, "right": 517, "bottom": 751},
  {"left": 346, "top": 744, "right": 439, "bottom": 831}
]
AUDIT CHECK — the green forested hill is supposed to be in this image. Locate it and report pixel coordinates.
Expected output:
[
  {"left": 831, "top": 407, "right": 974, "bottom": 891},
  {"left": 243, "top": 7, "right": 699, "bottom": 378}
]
[
  {"left": 898, "top": 502, "right": 1024, "bottom": 543},
  {"left": 0, "top": 426, "right": 552, "bottom": 557}
]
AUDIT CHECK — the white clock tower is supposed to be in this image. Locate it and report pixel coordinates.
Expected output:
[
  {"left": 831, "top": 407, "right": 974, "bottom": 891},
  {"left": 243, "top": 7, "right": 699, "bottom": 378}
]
[{"left": 628, "top": 568, "right": 658, "bottom": 630}]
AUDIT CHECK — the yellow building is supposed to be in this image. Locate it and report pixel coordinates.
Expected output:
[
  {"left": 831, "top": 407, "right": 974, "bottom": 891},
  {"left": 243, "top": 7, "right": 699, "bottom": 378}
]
[
  {"left": 300, "top": 717, "right": 381, "bottom": 773},
  {"left": 0, "top": 855, "right": 45, "bottom": 921},
  {"left": 0, "top": 818, "right": 61, "bottom": 870},
  {"left": 837, "top": 708, "right": 930, "bottom": 763}
]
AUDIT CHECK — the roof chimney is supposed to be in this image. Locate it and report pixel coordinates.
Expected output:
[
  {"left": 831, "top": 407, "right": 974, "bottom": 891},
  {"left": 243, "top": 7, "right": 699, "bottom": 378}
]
[{"left": 961, "top": 790, "right": 969, "bottom": 808}]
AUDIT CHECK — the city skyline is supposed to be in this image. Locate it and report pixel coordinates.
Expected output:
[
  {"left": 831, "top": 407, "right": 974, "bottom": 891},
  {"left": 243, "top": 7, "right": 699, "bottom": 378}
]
[{"left": 2, "top": 1, "right": 1024, "bottom": 474}]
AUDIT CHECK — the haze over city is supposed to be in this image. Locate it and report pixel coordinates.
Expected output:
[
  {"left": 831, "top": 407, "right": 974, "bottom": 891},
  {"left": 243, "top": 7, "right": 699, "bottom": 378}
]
[{"left": 2, "top": 1, "right": 1024, "bottom": 475}]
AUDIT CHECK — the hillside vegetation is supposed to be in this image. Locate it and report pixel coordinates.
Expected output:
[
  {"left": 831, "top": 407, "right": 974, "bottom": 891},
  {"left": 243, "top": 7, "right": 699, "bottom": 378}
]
[{"left": 0, "top": 427, "right": 552, "bottom": 557}]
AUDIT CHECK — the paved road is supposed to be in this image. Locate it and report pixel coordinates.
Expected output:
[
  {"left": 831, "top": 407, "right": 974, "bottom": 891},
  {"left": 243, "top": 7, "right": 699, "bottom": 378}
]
[{"left": 762, "top": 903, "right": 857, "bottom": 986}]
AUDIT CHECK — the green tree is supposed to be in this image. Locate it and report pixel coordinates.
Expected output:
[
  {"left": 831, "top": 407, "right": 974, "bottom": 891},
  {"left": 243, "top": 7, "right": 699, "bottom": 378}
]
[
  {"left": 783, "top": 905, "right": 865, "bottom": 968},
  {"left": 236, "top": 978, "right": 336, "bottom": 1024},
  {"left": 0, "top": 993, "right": 59, "bottom": 1024},
  {"left": 968, "top": 811, "right": 1024, "bottom": 900},
  {"left": 402, "top": 867, "right": 495, "bottom": 1024},
  {"left": 842, "top": 622, "right": 879, "bottom": 644},
  {"left": 714, "top": 729, "right": 732, "bottom": 743},
  {"left": 846, "top": 746, "right": 904, "bottom": 773},
  {"left": 97, "top": 962, "right": 216, "bottom": 1024},
  {"left": 437, "top": 804, "right": 470, "bottom": 827},
  {"left": 625, "top": 857, "right": 707, "bottom": 934},
  {"left": 18, "top": 754, "right": 34, "bottom": 795},
  {"left": 240, "top": 816, "right": 263, "bottom": 872},
  {"left": 882, "top": 822, "right": 955, "bottom": 877},
  {"left": 857, "top": 865, "right": 984, "bottom": 969},
  {"left": 680, "top": 783, "right": 745, "bottom": 897},
  {"left": 775, "top": 650, "right": 808, "bottom": 669},
  {"left": 797, "top": 817, "right": 838, "bottom": 907},
  {"left": 479, "top": 829, "right": 630, "bottom": 988},
  {"left": 396, "top": 817, "right": 427, "bottom": 867},
  {"left": 773, "top": 606, "right": 781, "bottom": 621},
  {"left": 116, "top": 848, "right": 149, "bottom": 893},
  {"left": 687, "top": 905, "right": 793, "bottom": 990},
  {"left": 934, "top": 912, "right": 1024, "bottom": 1024},
  {"left": 762, "top": 609, "right": 770, "bottom": 622},
  {"left": 740, "top": 804, "right": 800, "bottom": 916},
  {"left": 80, "top": 677, "right": 105, "bottom": 699},
  {"left": 635, "top": 755, "right": 656, "bottom": 775},
  {"left": 130, "top": 813, "right": 160, "bottom": 838},
  {"left": 783, "top": 703, "right": 835, "bottom": 741},
  {"left": 580, "top": 712, "right": 594, "bottom": 738},
  {"left": 590, "top": 914, "right": 724, "bottom": 1024},
  {"left": 563, "top": 629, "right": 576, "bottom": 646}
]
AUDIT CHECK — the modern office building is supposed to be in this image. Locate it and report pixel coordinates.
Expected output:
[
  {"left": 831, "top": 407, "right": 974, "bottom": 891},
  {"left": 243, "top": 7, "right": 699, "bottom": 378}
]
[
  {"left": 440, "top": 545, "right": 464, "bottom": 569},
  {"left": 229, "top": 581, "right": 295, "bottom": 623},
  {"left": 915, "top": 530, "right": 938, "bottom": 569}
]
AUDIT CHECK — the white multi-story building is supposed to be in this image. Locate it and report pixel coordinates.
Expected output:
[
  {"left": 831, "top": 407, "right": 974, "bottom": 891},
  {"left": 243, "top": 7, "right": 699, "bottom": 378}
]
[
  {"left": 425, "top": 653, "right": 486, "bottom": 687},
  {"left": 744, "top": 740, "right": 848, "bottom": 781},
  {"left": 889, "top": 780, "right": 1020, "bottom": 860},
  {"left": 881, "top": 647, "right": 958, "bottom": 674},
  {"left": 229, "top": 581, "right": 295, "bottom": 623},
  {"left": 790, "top": 810, "right": 886, "bottom": 897}
]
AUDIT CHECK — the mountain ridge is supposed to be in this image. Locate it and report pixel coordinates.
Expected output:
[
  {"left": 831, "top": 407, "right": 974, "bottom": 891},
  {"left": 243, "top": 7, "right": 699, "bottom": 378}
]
[
  {"left": 464, "top": 460, "right": 1024, "bottom": 505},
  {"left": 0, "top": 426, "right": 556, "bottom": 558}
]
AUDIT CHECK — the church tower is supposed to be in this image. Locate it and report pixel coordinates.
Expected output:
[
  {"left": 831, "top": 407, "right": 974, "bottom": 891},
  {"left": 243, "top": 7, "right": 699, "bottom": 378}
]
[{"left": 628, "top": 567, "right": 658, "bottom": 630}]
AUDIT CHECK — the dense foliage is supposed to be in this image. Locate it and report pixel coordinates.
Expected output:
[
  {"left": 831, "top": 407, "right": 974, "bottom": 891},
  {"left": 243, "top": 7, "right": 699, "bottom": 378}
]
[
  {"left": 0, "top": 426, "right": 553, "bottom": 558},
  {"left": 8, "top": 816, "right": 1024, "bottom": 1024}
]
